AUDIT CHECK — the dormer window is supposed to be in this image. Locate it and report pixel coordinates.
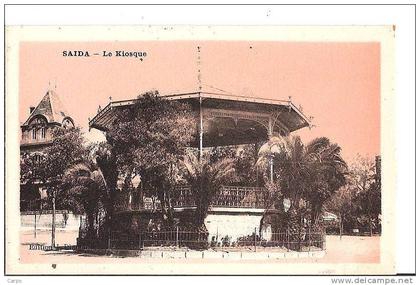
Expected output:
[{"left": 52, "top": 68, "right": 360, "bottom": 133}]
[
  {"left": 33, "top": 117, "right": 45, "bottom": 125},
  {"left": 29, "top": 116, "right": 47, "bottom": 127},
  {"left": 62, "top": 118, "right": 74, "bottom": 129},
  {"left": 41, "top": 128, "right": 46, "bottom": 139},
  {"left": 32, "top": 129, "right": 37, "bottom": 140}
]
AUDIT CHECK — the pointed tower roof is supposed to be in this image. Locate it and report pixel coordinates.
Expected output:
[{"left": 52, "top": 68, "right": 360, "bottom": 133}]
[{"left": 22, "top": 90, "right": 71, "bottom": 126}]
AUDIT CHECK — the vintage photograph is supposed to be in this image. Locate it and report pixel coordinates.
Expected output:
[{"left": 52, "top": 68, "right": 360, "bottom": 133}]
[{"left": 5, "top": 25, "right": 395, "bottom": 275}]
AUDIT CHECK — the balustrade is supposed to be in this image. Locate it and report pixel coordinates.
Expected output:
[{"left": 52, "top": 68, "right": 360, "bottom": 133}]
[{"left": 114, "top": 185, "right": 267, "bottom": 213}]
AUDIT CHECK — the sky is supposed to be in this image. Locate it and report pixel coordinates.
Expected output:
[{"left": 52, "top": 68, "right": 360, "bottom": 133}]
[{"left": 19, "top": 41, "right": 380, "bottom": 161}]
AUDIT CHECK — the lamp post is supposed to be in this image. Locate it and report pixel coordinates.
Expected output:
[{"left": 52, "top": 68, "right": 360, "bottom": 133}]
[
  {"left": 257, "top": 136, "right": 284, "bottom": 185},
  {"left": 269, "top": 144, "right": 280, "bottom": 183}
]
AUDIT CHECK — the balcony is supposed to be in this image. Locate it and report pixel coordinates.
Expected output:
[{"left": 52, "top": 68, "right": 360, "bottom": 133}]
[{"left": 114, "top": 185, "right": 267, "bottom": 213}]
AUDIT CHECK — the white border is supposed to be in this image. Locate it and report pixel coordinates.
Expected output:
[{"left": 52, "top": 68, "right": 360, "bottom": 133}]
[{"left": 2, "top": 3, "right": 416, "bottom": 278}]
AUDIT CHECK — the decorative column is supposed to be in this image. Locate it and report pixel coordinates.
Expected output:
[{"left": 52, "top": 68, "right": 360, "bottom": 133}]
[
  {"left": 199, "top": 94, "right": 203, "bottom": 160},
  {"left": 197, "top": 45, "right": 203, "bottom": 160}
]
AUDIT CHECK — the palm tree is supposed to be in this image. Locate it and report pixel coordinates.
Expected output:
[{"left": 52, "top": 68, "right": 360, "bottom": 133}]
[
  {"left": 257, "top": 136, "right": 347, "bottom": 249},
  {"left": 62, "top": 162, "right": 108, "bottom": 240},
  {"left": 304, "top": 137, "right": 347, "bottom": 229},
  {"left": 181, "top": 152, "right": 235, "bottom": 232}
]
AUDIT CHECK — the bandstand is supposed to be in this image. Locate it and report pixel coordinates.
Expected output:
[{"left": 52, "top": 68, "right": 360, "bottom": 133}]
[{"left": 89, "top": 90, "right": 311, "bottom": 241}]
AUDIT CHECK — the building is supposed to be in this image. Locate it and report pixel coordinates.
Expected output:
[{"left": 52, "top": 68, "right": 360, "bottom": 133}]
[
  {"left": 20, "top": 89, "right": 75, "bottom": 212},
  {"left": 89, "top": 90, "right": 311, "bottom": 242}
]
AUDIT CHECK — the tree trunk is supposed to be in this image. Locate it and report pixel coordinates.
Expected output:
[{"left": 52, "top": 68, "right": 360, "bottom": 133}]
[
  {"left": 87, "top": 211, "right": 95, "bottom": 239},
  {"left": 287, "top": 206, "right": 301, "bottom": 251},
  {"left": 96, "top": 153, "right": 118, "bottom": 246},
  {"left": 310, "top": 204, "right": 317, "bottom": 228},
  {"left": 165, "top": 191, "right": 174, "bottom": 228},
  {"left": 159, "top": 183, "right": 175, "bottom": 229},
  {"left": 34, "top": 212, "right": 37, "bottom": 238},
  {"left": 103, "top": 186, "right": 117, "bottom": 246},
  {"left": 51, "top": 189, "right": 56, "bottom": 249}
]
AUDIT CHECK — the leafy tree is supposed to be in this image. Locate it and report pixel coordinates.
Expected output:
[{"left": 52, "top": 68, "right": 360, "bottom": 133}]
[
  {"left": 234, "top": 143, "right": 262, "bottom": 186},
  {"left": 325, "top": 155, "right": 381, "bottom": 236},
  {"left": 348, "top": 155, "right": 381, "bottom": 235},
  {"left": 208, "top": 143, "right": 262, "bottom": 186},
  {"left": 208, "top": 145, "right": 236, "bottom": 164},
  {"left": 325, "top": 185, "right": 356, "bottom": 238},
  {"left": 21, "top": 127, "right": 86, "bottom": 185},
  {"left": 104, "top": 91, "right": 196, "bottom": 228},
  {"left": 20, "top": 127, "right": 87, "bottom": 247}
]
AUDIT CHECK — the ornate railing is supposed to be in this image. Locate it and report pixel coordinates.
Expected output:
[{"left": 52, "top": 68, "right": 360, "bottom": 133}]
[
  {"left": 212, "top": 186, "right": 265, "bottom": 208},
  {"left": 114, "top": 185, "right": 267, "bottom": 213},
  {"left": 114, "top": 196, "right": 162, "bottom": 212},
  {"left": 171, "top": 186, "right": 196, "bottom": 208}
]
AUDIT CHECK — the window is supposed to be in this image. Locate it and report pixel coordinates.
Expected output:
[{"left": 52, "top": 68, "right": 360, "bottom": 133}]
[
  {"left": 34, "top": 154, "right": 41, "bottom": 163},
  {"left": 32, "top": 129, "right": 37, "bottom": 140},
  {"left": 41, "top": 128, "right": 46, "bottom": 139},
  {"left": 62, "top": 118, "right": 74, "bottom": 129},
  {"left": 33, "top": 154, "right": 43, "bottom": 165}
]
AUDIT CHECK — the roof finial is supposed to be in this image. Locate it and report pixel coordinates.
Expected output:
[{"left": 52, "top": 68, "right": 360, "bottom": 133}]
[
  {"left": 109, "top": 96, "right": 112, "bottom": 102},
  {"left": 197, "top": 46, "right": 202, "bottom": 92},
  {"left": 308, "top": 116, "right": 315, "bottom": 130}
]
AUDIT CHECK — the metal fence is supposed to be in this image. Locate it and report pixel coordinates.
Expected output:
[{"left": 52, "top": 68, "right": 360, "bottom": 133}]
[
  {"left": 20, "top": 198, "right": 73, "bottom": 213},
  {"left": 101, "top": 229, "right": 325, "bottom": 252},
  {"left": 109, "top": 230, "right": 208, "bottom": 250},
  {"left": 20, "top": 198, "right": 51, "bottom": 212}
]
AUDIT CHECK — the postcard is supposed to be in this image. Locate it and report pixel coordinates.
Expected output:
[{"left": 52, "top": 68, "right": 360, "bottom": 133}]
[{"left": 5, "top": 25, "right": 395, "bottom": 275}]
